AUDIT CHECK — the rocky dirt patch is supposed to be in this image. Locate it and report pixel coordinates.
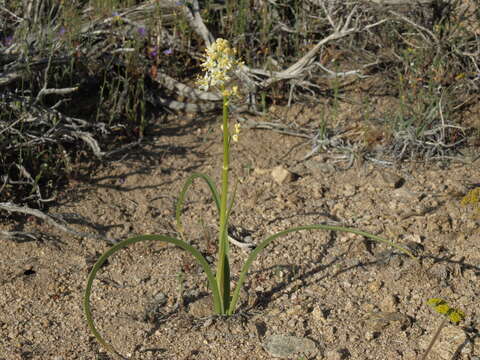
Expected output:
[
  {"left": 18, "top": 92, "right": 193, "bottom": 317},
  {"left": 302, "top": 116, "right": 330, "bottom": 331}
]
[{"left": 1, "top": 107, "right": 479, "bottom": 359}]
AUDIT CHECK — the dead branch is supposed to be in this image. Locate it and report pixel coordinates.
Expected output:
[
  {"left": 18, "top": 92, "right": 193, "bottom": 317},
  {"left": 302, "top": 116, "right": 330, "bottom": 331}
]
[
  {"left": 0, "top": 202, "right": 118, "bottom": 244},
  {"left": 0, "top": 230, "right": 39, "bottom": 242},
  {"left": 0, "top": 56, "right": 71, "bottom": 87},
  {"left": 250, "top": 6, "right": 386, "bottom": 90},
  {"left": 389, "top": 10, "right": 439, "bottom": 44},
  {"left": 14, "top": 164, "right": 55, "bottom": 204},
  {"left": 144, "top": 90, "right": 218, "bottom": 113},
  {"left": 179, "top": 0, "right": 215, "bottom": 46},
  {"left": 152, "top": 71, "right": 222, "bottom": 101}
]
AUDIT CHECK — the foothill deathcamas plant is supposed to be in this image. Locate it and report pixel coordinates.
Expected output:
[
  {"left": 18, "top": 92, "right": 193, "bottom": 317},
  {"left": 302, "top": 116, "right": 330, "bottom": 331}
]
[{"left": 83, "top": 38, "right": 417, "bottom": 357}]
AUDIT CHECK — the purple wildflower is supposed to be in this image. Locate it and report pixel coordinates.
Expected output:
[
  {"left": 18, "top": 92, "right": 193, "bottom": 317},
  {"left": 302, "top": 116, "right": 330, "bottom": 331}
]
[
  {"left": 148, "top": 46, "right": 158, "bottom": 59},
  {"left": 138, "top": 27, "right": 147, "bottom": 37},
  {"left": 59, "top": 27, "right": 66, "bottom": 36},
  {"left": 163, "top": 48, "right": 173, "bottom": 55},
  {"left": 3, "top": 35, "right": 13, "bottom": 46},
  {"left": 112, "top": 11, "right": 122, "bottom": 23}
]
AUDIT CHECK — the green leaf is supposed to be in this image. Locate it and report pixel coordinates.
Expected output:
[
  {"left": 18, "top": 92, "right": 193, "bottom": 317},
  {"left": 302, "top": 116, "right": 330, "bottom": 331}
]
[
  {"left": 427, "top": 298, "right": 465, "bottom": 324},
  {"left": 228, "top": 224, "right": 418, "bottom": 315},
  {"left": 83, "top": 234, "right": 221, "bottom": 357},
  {"left": 175, "top": 173, "right": 220, "bottom": 234}
]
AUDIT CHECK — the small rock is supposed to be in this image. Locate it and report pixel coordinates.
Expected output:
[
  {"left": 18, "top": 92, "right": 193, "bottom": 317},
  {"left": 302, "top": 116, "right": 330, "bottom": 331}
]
[
  {"left": 402, "top": 349, "right": 418, "bottom": 360},
  {"left": 406, "top": 233, "right": 423, "bottom": 244},
  {"left": 202, "top": 318, "right": 214, "bottom": 328},
  {"left": 285, "top": 304, "right": 303, "bottom": 316},
  {"left": 312, "top": 305, "right": 328, "bottom": 322},
  {"left": 289, "top": 163, "right": 309, "bottom": 177},
  {"left": 251, "top": 320, "right": 267, "bottom": 339},
  {"left": 364, "top": 330, "right": 379, "bottom": 341},
  {"left": 429, "top": 263, "right": 451, "bottom": 285},
  {"left": 253, "top": 167, "right": 269, "bottom": 176},
  {"left": 263, "top": 334, "right": 320, "bottom": 358},
  {"left": 368, "top": 280, "right": 384, "bottom": 292},
  {"left": 187, "top": 296, "right": 214, "bottom": 318},
  {"left": 365, "top": 311, "right": 411, "bottom": 332},
  {"left": 378, "top": 171, "right": 405, "bottom": 188},
  {"left": 305, "top": 159, "right": 335, "bottom": 175},
  {"left": 392, "top": 187, "right": 418, "bottom": 201},
  {"left": 343, "top": 184, "right": 356, "bottom": 197},
  {"left": 153, "top": 291, "right": 167, "bottom": 306},
  {"left": 271, "top": 165, "right": 295, "bottom": 184},
  {"left": 325, "top": 348, "right": 351, "bottom": 360},
  {"left": 380, "top": 295, "right": 398, "bottom": 312}
]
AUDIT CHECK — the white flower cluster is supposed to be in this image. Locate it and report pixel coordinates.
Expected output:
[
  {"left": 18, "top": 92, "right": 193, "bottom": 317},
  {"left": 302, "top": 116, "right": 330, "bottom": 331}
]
[{"left": 197, "top": 38, "right": 242, "bottom": 95}]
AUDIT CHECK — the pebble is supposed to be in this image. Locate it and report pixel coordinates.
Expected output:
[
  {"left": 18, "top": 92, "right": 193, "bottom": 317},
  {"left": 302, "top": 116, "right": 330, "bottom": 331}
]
[
  {"left": 325, "top": 348, "right": 351, "bottom": 360},
  {"left": 312, "top": 305, "right": 328, "bottom": 322},
  {"left": 364, "top": 330, "right": 379, "bottom": 341},
  {"left": 343, "top": 184, "right": 356, "bottom": 196},
  {"left": 271, "top": 165, "right": 296, "bottom": 184},
  {"left": 187, "top": 296, "right": 214, "bottom": 318},
  {"left": 253, "top": 167, "right": 269, "bottom": 176},
  {"left": 153, "top": 291, "right": 167, "bottom": 306},
  {"left": 380, "top": 294, "right": 398, "bottom": 312},
  {"left": 305, "top": 158, "right": 335, "bottom": 175},
  {"left": 263, "top": 334, "right": 320, "bottom": 358},
  {"left": 368, "top": 280, "right": 384, "bottom": 292},
  {"left": 378, "top": 171, "right": 405, "bottom": 188},
  {"left": 392, "top": 187, "right": 418, "bottom": 201}
]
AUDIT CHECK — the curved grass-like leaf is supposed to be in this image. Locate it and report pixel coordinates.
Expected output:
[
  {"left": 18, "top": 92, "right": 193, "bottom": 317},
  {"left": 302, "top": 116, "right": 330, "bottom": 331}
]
[
  {"left": 175, "top": 173, "right": 220, "bottom": 234},
  {"left": 227, "top": 224, "right": 418, "bottom": 315},
  {"left": 83, "top": 234, "right": 221, "bottom": 357}
]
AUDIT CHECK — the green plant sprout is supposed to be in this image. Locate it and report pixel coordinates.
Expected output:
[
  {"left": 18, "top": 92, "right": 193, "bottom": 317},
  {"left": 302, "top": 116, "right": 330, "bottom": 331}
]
[
  {"left": 420, "top": 298, "right": 465, "bottom": 360},
  {"left": 83, "top": 38, "right": 417, "bottom": 357},
  {"left": 461, "top": 187, "right": 480, "bottom": 216}
]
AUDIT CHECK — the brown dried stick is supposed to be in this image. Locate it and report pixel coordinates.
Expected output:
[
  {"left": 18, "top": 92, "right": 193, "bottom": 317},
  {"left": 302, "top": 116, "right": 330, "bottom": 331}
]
[{"left": 0, "top": 202, "right": 118, "bottom": 244}]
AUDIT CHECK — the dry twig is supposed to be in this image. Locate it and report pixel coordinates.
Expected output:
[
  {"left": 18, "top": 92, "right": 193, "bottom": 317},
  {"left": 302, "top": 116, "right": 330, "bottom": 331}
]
[{"left": 0, "top": 202, "right": 118, "bottom": 244}]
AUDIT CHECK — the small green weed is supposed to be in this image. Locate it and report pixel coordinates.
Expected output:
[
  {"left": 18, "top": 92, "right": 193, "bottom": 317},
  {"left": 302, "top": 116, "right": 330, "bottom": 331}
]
[
  {"left": 460, "top": 187, "right": 480, "bottom": 216},
  {"left": 420, "top": 298, "right": 465, "bottom": 360}
]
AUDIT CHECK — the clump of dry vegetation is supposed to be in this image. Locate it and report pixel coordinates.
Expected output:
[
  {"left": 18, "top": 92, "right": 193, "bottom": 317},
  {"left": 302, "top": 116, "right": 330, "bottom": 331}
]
[{"left": 1, "top": 0, "right": 479, "bottom": 232}]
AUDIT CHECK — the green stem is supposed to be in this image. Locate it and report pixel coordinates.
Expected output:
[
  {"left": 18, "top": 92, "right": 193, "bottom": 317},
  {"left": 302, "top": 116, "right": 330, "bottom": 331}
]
[
  {"left": 216, "top": 92, "right": 231, "bottom": 313},
  {"left": 420, "top": 317, "right": 448, "bottom": 360}
]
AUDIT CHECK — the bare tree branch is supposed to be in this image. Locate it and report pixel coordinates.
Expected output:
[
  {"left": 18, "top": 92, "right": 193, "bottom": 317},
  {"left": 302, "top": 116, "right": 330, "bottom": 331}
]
[
  {"left": 153, "top": 71, "right": 222, "bottom": 101},
  {"left": 389, "top": 10, "right": 439, "bottom": 44},
  {"left": 254, "top": 6, "right": 363, "bottom": 89},
  {"left": 179, "top": 0, "right": 214, "bottom": 46},
  {"left": 0, "top": 202, "right": 118, "bottom": 244}
]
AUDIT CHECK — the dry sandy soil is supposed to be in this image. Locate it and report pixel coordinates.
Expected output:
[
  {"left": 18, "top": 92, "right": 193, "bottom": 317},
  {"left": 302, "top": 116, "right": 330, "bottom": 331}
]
[{"left": 1, "top": 104, "right": 479, "bottom": 359}]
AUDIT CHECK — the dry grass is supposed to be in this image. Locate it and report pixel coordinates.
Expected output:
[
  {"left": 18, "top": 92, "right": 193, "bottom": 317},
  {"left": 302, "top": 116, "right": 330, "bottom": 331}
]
[{"left": 0, "top": 0, "right": 479, "bottom": 211}]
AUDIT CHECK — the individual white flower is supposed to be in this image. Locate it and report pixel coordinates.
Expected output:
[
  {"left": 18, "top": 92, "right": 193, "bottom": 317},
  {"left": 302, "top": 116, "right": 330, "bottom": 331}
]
[
  {"left": 234, "top": 123, "right": 241, "bottom": 135},
  {"left": 231, "top": 123, "right": 241, "bottom": 142}
]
